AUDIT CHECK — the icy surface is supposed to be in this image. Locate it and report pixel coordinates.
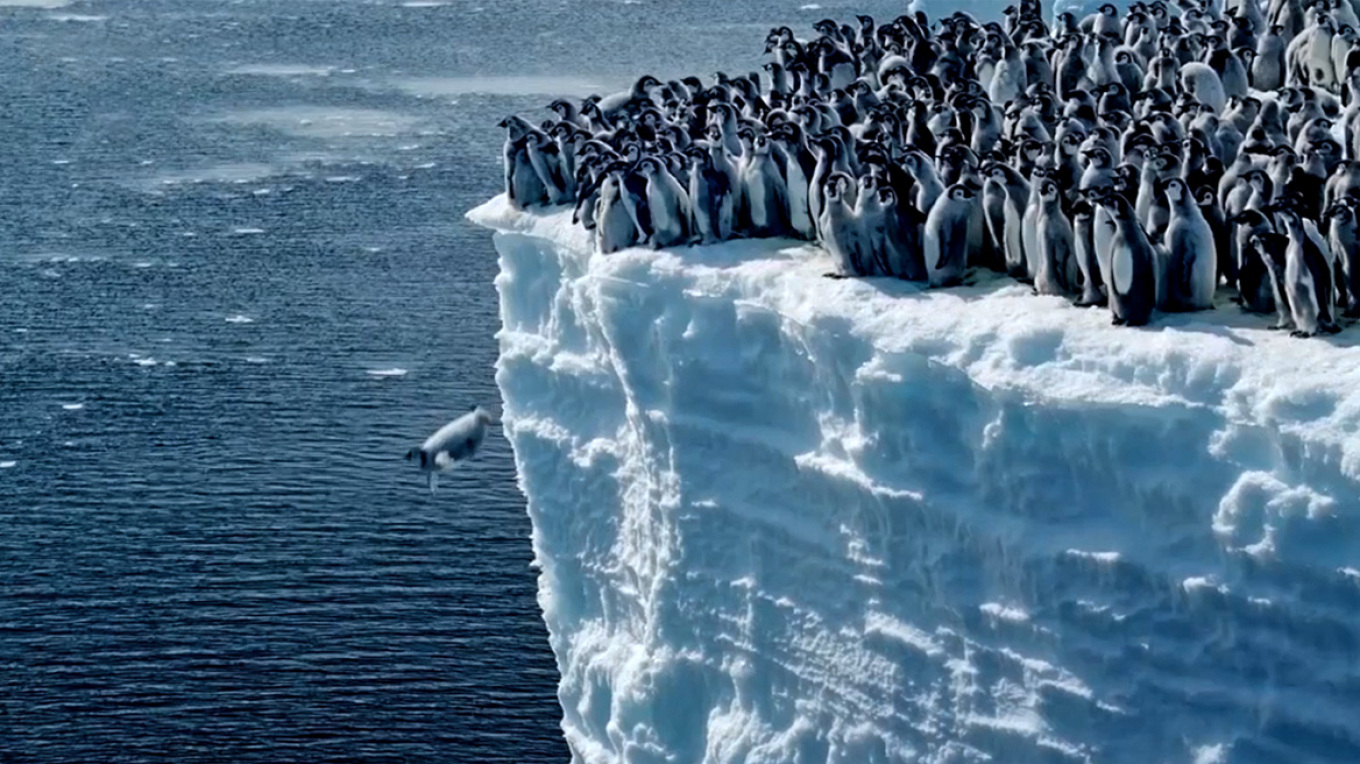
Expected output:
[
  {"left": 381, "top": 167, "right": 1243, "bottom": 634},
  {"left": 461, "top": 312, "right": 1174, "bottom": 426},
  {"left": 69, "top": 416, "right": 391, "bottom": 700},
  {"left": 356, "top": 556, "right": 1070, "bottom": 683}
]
[{"left": 469, "top": 196, "right": 1360, "bottom": 764}]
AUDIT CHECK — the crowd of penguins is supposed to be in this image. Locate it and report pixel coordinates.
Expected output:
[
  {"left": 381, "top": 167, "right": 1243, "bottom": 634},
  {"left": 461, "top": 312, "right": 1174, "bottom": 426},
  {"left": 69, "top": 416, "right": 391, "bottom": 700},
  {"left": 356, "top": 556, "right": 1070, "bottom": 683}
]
[{"left": 499, "top": 0, "right": 1360, "bottom": 335}]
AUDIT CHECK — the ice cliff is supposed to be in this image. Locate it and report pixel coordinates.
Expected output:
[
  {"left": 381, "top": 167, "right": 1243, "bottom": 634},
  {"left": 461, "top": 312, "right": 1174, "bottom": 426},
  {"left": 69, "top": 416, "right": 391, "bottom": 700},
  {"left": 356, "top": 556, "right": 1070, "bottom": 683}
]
[{"left": 468, "top": 196, "right": 1360, "bottom": 764}]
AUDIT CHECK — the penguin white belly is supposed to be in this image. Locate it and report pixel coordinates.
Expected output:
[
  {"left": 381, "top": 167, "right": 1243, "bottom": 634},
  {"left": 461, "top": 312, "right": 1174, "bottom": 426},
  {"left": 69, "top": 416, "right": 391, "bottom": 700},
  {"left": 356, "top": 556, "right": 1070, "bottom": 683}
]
[
  {"left": 1310, "top": 33, "right": 1337, "bottom": 89},
  {"left": 1185, "top": 225, "right": 1219, "bottom": 309},
  {"left": 787, "top": 168, "right": 812, "bottom": 237},
  {"left": 923, "top": 233, "right": 943, "bottom": 283},
  {"left": 648, "top": 189, "right": 682, "bottom": 246},
  {"left": 1095, "top": 207, "right": 1115, "bottom": 288},
  {"left": 598, "top": 199, "right": 636, "bottom": 254},
  {"left": 1003, "top": 200, "right": 1023, "bottom": 273},
  {"left": 512, "top": 151, "right": 548, "bottom": 208},
  {"left": 748, "top": 176, "right": 770, "bottom": 231},
  {"left": 1286, "top": 245, "right": 1322, "bottom": 333},
  {"left": 1022, "top": 204, "right": 1040, "bottom": 279},
  {"left": 1112, "top": 241, "right": 1134, "bottom": 296}
]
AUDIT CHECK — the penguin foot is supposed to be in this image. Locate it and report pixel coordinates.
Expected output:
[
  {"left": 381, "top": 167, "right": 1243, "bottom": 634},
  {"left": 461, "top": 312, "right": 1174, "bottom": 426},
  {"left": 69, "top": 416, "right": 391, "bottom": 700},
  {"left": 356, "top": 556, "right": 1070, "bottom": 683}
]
[
  {"left": 1111, "top": 316, "right": 1126, "bottom": 326},
  {"left": 1321, "top": 322, "right": 1343, "bottom": 335},
  {"left": 1074, "top": 295, "right": 1106, "bottom": 308},
  {"left": 1290, "top": 329, "right": 1317, "bottom": 338},
  {"left": 823, "top": 272, "right": 849, "bottom": 279}
]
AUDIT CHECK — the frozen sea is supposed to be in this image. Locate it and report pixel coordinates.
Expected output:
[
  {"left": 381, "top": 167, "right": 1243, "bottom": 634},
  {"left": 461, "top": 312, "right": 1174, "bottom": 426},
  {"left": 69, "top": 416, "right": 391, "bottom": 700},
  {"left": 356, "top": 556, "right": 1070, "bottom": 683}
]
[{"left": 0, "top": 0, "right": 953, "bottom": 761}]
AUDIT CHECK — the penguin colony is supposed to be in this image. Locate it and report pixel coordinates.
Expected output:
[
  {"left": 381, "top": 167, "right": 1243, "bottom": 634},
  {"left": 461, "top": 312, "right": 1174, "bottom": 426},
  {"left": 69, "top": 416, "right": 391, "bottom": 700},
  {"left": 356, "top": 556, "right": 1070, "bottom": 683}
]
[{"left": 499, "top": 0, "right": 1360, "bottom": 336}]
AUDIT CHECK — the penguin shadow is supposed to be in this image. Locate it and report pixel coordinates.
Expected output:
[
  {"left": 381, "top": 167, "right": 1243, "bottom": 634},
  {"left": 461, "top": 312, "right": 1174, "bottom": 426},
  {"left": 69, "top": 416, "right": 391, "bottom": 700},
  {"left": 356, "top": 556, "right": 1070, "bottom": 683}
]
[
  {"left": 1153, "top": 289, "right": 1360, "bottom": 348},
  {"left": 1309, "top": 317, "right": 1360, "bottom": 348},
  {"left": 1149, "top": 306, "right": 1257, "bottom": 347},
  {"left": 667, "top": 235, "right": 812, "bottom": 268},
  {"left": 849, "top": 268, "right": 1024, "bottom": 300}
]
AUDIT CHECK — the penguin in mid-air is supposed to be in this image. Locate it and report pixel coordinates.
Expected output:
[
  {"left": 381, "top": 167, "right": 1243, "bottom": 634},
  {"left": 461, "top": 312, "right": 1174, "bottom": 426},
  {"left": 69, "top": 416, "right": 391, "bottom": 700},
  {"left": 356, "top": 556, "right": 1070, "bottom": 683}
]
[{"left": 407, "top": 407, "right": 495, "bottom": 494}]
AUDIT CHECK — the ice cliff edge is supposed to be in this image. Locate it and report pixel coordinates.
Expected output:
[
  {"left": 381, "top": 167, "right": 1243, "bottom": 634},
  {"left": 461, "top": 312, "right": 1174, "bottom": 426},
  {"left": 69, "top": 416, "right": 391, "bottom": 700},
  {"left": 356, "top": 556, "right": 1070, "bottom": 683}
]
[{"left": 469, "top": 195, "right": 1360, "bottom": 764}]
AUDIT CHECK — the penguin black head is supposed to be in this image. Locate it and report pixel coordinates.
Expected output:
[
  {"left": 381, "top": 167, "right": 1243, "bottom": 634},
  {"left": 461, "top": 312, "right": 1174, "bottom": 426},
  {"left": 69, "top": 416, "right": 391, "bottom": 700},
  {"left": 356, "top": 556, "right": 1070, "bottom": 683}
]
[{"left": 948, "top": 183, "right": 975, "bottom": 201}]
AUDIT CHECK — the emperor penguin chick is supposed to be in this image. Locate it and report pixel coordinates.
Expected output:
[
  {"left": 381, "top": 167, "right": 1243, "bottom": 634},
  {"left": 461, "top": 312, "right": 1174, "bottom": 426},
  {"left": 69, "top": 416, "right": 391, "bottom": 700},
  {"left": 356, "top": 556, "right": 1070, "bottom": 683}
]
[
  {"left": 924, "top": 183, "right": 976, "bottom": 288},
  {"left": 1161, "top": 177, "right": 1218, "bottom": 311},
  {"left": 1100, "top": 190, "right": 1159, "bottom": 326},
  {"left": 1035, "top": 178, "right": 1079, "bottom": 296}
]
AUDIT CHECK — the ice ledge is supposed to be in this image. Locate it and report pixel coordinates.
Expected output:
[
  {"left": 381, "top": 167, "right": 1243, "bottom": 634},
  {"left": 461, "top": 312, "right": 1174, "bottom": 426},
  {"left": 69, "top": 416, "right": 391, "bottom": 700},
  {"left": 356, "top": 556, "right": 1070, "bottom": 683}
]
[
  {"left": 470, "top": 194, "right": 1360, "bottom": 470},
  {"left": 469, "top": 194, "right": 1360, "bottom": 763}
]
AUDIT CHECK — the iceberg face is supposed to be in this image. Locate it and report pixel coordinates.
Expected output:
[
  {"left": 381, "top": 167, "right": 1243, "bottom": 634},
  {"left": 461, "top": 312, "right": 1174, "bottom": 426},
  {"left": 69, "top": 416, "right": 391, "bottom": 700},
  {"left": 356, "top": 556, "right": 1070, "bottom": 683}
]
[{"left": 469, "top": 196, "right": 1360, "bottom": 764}]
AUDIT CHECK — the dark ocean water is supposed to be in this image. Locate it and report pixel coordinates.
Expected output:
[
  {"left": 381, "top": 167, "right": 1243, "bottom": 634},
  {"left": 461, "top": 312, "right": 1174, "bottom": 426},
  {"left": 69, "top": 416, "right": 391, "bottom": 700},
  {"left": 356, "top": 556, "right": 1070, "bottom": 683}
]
[{"left": 0, "top": 0, "right": 924, "bottom": 760}]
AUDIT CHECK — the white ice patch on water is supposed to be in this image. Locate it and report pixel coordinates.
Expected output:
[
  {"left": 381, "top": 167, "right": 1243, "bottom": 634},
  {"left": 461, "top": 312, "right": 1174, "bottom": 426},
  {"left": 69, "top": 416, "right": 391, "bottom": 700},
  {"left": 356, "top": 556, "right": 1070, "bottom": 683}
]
[
  {"left": 470, "top": 195, "right": 1360, "bottom": 764},
  {"left": 47, "top": 13, "right": 105, "bottom": 21},
  {"left": 61, "top": 403, "right": 83, "bottom": 410},
  {"left": 389, "top": 75, "right": 606, "bottom": 99},
  {"left": 0, "top": 0, "right": 71, "bottom": 7},
  {"left": 150, "top": 163, "right": 280, "bottom": 188},
  {"left": 0, "top": 461, "right": 15, "bottom": 469},
  {"left": 226, "top": 63, "right": 336, "bottom": 77},
  {"left": 230, "top": 227, "right": 265, "bottom": 236},
  {"left": 1193, "top": 744, "right": 1229, "bottom": 764},
  {"left": 224, "top": 314, "right": 254, "bottom": 324},
  {"left": 979, "top": 602, "right": 1030, "bottom": 623},
  {"left": 216, "top": 106, "right": 421, "bottom": 139},
  {"left": 366, "top": 368, "right": 408, "bottom": 378}
]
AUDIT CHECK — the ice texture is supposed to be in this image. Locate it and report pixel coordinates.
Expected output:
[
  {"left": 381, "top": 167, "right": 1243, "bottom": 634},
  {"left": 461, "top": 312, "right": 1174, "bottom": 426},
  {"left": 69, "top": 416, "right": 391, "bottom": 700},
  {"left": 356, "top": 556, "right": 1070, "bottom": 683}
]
[{"left": 469, "top": 196, "right": 1360, "bottom": 764}]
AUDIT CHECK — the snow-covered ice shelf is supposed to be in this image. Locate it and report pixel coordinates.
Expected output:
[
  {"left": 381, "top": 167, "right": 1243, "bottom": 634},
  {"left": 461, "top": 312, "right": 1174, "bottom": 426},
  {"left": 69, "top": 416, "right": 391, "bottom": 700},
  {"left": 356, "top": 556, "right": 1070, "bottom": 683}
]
[{"left": 469, "top": 195, "right": 1360, "bottom": 764}]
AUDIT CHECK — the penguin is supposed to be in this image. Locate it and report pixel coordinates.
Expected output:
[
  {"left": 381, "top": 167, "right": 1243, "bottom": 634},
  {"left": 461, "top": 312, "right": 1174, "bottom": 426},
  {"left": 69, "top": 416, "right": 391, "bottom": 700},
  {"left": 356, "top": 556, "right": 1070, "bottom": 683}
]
[
  {"left": 1252, "top": 25, "right": 1287, "bottom": 89},
  {"left": 1161, "top": 177, "right": 1218, "bottom": 311},
  {"left": 1020, "top": 168, "right": 1047, "bottom": 282},
  {"left": 1073, "top": 196, "right": 1107, "bottom": 306},
  {"left": 1277, "top": 208, "right": 1342, "bottom": 335},
  {"left": 879, "top": 186, "right": 928, "bottom": 281},
  {"left": 639, "top": 156, "right": 690, "bottom": 248},
  {"left": 1327, "top": 199, "right": 1360, "bottom": 316},
  {"left": 1180, "top": 62, "right": 1227, "bottom": 113},
  {"left": 499, "top": 116, "right": 549, "bottom": 210},
  {"left": 593, "top": 75, "right": 663, "bottom": 123},
  {"left": 686, "top": 147, "right": 735, "bottom": 245},
  {"left": 1099, "top": 189, "right": 1159, "bottom": 326},
  {"left": 770, "top": 123, "right": 817, "bottom": 239},
  {"left": 820, "top": 172, "right": 867, "bottom": 277},
  {"left": 983, "top": 161, "right": 1031, "bottom": 279},
  {"left": 1254, "top": 230, "right": 1302, "bottom": 331},
  {"left": 740, "top": 131, "right": 790, "bottom": 237},
  {"left": 1233, "top": 210, "right": 1279, "bottom": 314},
  {"left": 924, "top": 183, "right": 976, "bottom": 288},
  {"left": 1197, "top": 186, "right": 1236, "bottom": 290},
  {"left": 595, "top": 163, "right": 639, "bottom": 254},
  {"left": 1035, "top": 178, "right": 1079, "bottom": 296},
  {"left": 406, "top": 406, "right": 495, "bottom": 494},
  {"left": 855, "top": 174, "right": 890, "bottom": 275},
  {"left": 902, "top": 149, "right": 944, "bottom": 216},
  {"left": 524, "top": 130, "right": 570, "bottom": 205}
]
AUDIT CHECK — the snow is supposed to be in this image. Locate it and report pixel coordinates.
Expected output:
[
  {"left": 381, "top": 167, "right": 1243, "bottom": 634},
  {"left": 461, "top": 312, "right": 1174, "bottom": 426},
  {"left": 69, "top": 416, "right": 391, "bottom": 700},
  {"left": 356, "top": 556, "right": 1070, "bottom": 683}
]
[{"left": 469, "top": 195, "right": 1360, "bottom": 764}]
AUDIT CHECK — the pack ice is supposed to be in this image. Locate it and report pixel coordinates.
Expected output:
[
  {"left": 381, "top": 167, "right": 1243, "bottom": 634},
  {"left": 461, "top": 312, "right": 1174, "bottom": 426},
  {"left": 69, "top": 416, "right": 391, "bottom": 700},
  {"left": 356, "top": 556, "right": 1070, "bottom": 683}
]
[{"left": 470, "top": 196, "right": 1360, "bottom": 764}]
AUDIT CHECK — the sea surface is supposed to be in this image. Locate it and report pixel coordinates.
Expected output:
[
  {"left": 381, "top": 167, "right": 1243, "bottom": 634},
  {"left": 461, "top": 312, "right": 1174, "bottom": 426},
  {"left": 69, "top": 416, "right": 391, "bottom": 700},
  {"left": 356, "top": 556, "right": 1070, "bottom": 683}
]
[{"left": 0, "top": 0, "right": 929, "bottom": 760}]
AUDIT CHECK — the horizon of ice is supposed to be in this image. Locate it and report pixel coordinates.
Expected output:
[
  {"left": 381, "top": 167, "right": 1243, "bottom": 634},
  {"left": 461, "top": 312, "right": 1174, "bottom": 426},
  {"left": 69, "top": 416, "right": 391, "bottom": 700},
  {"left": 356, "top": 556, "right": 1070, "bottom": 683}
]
[{"left": 469, "top": 196, "right": 1360, "bottom": 763}]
